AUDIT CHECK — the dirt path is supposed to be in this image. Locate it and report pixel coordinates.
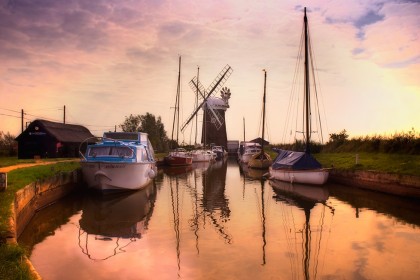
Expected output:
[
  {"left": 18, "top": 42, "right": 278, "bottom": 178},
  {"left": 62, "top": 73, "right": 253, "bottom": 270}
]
[{"left": 0, "top": 159, "right": 79, "bottom": 173}]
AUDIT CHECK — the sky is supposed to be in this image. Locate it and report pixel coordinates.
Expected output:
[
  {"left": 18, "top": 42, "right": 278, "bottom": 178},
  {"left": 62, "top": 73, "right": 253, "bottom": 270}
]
[{"left": 0, "top": 0, "right": 419, "bottom": 144}]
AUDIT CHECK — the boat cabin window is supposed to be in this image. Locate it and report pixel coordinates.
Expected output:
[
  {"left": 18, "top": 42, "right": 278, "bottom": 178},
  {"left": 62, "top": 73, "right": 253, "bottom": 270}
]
[
  {"left": 88, "top": 146, "right": 133, "bottom": 158},
  {"left": 137, "top": 146, "right": 148, "bottom": 161}
]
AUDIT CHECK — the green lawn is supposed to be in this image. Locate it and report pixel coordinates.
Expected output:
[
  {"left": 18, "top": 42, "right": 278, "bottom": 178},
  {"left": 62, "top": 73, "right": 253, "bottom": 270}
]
[
  {"left": 314, "top": 152, "right": 420, "bottom": 176},
  {"left": 0, "top": 157, "right": 77, "bottom": 168}
]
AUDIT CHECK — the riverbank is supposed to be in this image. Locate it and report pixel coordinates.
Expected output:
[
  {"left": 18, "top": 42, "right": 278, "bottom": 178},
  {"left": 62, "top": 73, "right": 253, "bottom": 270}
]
[
  {"left": 0, "top": 161, "right": 80, "bottom": 280},
  {"left": 330, "top": 169, "right": 420, "bottom": 199}
]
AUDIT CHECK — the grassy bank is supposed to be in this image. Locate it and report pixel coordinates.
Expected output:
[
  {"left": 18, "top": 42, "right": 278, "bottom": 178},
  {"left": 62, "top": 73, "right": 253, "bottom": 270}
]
[
  {"left": 266, "top": 148, "right": 420, "bottom": 177},
  {"left": 0, "top": 160, "right": 80, "bottom": 280},
  {"left": 314, "top": 152, "right": 420, "bottom": 177},
  {"left": 0, "top": 157, "right": 76, "bottom": 168}
]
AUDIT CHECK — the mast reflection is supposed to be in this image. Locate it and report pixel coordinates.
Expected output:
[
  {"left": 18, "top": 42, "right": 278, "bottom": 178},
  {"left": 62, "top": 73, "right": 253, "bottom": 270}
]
[{"left": 270, "top": 180, "right": 334, "bottom": 280}]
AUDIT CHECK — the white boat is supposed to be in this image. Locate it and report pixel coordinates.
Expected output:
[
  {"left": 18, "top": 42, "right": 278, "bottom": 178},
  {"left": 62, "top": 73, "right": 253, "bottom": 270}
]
[
  {"left": 269, "top": 8, "right": 329, "bottom": 185},
  {"left": 212, "top": 145, "right": 227, "bottom": 160},
  {"left": 80, "top": 132, "right": 157, "bottom": 192},
  {"left": 191, "top": 149, "right": 215, "bottom": 162},
  {"left": 238, "top": 142, "right": 261, "bottom": 164},
  {"left": 269, "top": 153, "right": 329, "bottom": 185}
]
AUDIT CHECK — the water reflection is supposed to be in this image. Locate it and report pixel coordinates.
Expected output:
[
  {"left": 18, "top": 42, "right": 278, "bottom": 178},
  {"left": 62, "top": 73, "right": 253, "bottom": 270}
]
[
  {"left": 78, "top": 183, "right": 156, "bottom": 261},
  {"left": 270, "top": 180, "right": 334, "bottom": 280},
  {"left": 18, "top": 158, "right": 420, "bottom": 280}
]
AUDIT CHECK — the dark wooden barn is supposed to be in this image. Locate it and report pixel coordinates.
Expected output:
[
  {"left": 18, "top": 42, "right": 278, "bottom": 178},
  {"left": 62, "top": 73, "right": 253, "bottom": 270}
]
[
  {"left": 15, "top": 119, "right": 95, "bottom": 159},
  {"left": 250, "top": 137, "right": 270, "bottom": 146}
]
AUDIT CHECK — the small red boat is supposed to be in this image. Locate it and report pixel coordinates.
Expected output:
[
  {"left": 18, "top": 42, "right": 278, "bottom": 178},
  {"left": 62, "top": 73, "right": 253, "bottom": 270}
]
[{"left": 164, "top": 148, "right": 193, "bottom": 166}]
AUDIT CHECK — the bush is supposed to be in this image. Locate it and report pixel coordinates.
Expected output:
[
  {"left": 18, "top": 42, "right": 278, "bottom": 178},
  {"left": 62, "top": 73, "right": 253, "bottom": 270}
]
[{"left": 322, "top": 129, "right": 420, "bottom": 154}]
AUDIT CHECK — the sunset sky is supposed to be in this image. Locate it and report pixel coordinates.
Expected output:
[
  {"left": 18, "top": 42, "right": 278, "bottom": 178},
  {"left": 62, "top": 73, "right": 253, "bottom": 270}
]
[{"left": 1, "top": 0, "right": 419, "bottom": 144}]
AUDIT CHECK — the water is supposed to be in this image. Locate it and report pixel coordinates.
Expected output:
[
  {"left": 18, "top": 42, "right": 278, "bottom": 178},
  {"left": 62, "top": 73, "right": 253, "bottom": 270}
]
[{"left": 19, "top": 158, "right": 420, "bottom": 280}]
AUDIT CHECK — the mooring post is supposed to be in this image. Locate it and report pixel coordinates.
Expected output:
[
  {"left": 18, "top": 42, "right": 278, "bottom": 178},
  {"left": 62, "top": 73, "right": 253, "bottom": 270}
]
[{"left": 0, "top": 172, "right": 7, "bottom": 192}]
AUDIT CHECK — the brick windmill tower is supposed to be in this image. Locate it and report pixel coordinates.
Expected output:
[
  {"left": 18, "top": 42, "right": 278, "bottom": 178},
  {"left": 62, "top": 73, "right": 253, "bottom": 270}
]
[{"left": 181, "top": 65, "right": 233, "bottom": 148}]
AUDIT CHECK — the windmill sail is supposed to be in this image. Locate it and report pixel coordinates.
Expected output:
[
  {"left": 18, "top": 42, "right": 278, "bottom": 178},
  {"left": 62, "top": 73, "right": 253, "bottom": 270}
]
[{"left": 181, "top": 65, "right": 233, "bottom": 132}]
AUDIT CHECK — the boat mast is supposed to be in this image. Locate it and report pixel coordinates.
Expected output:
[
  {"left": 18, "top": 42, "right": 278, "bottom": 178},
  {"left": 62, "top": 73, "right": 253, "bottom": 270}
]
[
  {"left": 195, "top": 66, "right": 200, "bottom": 146},
  {"left": 243, "top": 117, "right": 246, "bottom": 142},
  {"left": 176, "top": 56, "right": 181, "bottom": 145},
  {"left": 261, "top": 70, "right": 267, "bottom": 153},
  {"left": 171, "top": 56, "right": 181, "bottom": 148},
  {"left": 304, "top": 7, "right": 311, "bottom": 153}
]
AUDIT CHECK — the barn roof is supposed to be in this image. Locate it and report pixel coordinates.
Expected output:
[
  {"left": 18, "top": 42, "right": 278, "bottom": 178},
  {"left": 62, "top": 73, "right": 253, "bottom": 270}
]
[
  {"left": 16, "top": 119, "right": 94, "bottom": 143},
  {"left": 250, "top": 137, "right": 270, "bottom": 146}
]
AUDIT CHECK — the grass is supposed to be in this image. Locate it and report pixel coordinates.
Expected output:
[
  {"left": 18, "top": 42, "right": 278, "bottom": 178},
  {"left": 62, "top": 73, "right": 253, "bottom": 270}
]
[
  {"left": 0, "top": 243, "right": 32, "bottom": 280},
  {"left": 314, "top": 152, "right": 420, "bottom": 176},
  {"left": 0, "top": 160, "right": 80, "bottom": 280},
  {"left": 0, "top": 157, "right": 76, "bottom": 168}
]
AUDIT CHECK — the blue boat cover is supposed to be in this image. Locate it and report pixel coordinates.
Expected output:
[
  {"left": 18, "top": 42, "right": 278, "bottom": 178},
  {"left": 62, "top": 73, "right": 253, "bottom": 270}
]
[{"left": 271, "top": 148, "right": 322, "bottom": 170}]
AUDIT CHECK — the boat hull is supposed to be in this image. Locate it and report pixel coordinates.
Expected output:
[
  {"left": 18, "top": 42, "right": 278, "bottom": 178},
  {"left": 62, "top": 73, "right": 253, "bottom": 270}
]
[
  {"left": 164, "top": 155, "right": 193, "bottom": 166},
  {"left": 191, "top": 150, "right": 214, "bottom": 162},
  {"left": 81, "top": 161, "right": 156, "bottom": 191},
  {"left": 269, "top": 167, "right": 329, "bottom": 185},
  {"left": 248, "top": 152, "right": 272, "bottom": 169},
  {"left": 240, "top": 152, "right": 258, "bottom": 164}
]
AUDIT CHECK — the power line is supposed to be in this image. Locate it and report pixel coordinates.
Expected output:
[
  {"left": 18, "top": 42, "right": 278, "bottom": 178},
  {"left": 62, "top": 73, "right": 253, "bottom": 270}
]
[{"left": 0, "top": 113, "right": 21, "bottom": 119}]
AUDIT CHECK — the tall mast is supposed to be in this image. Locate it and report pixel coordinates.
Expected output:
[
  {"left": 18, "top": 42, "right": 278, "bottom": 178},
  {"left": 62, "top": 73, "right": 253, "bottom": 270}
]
[
  {"left": 304, "top": 7, "right": 310, "bottom": 153},
  {"left": 171, "top": 56, "right": 181, "bottom": 147},
  {"left": 261, "top": 70, "right": 267, "bottom": 153},
  {"left": 243, "top": 117, "right": 246, "bottom": 142},
  {"left": 195, "top": 66, "right": 199, "bottom": 146},
  {"left": 176, "top": 56, "right": 181, "bottom": 144}
]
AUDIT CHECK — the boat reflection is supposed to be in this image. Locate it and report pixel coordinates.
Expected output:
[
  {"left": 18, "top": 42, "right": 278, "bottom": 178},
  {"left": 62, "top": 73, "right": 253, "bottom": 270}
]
[
  {"left": 270, "top": 180, "right": 334, "bottom": 280},
  {"left": 162, "top": 165, "right": 194, "bottom": 177},
  {"left": 78, "top": 183, "right": 157, "bottom": 261},
  {"left": 239, "top": 162, "right": 267, "bottom": 180}
]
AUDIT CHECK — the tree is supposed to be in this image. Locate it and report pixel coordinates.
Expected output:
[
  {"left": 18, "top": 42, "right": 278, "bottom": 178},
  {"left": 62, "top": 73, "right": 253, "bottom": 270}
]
[
  {"left": 119, "top": 113, "right": 169, "bottom": 152},
  {"left": 0, "top": 131, "right": 17, "bottom": 156},
  {"left": 328, "top": 129, "right": 349, "bottom": 145},
  {"left": 120, "top": 114, "right": 141, "bottom": 132}
]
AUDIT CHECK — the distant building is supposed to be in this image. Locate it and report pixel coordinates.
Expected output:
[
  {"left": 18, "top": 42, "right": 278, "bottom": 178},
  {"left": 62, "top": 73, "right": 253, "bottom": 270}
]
[
  {"left": 250, "top": 137, "right": 270, "bottom": 146},
  {"left": 15, "top": 119, "right": 95, "bottom": 159},
  {"left": 227, "top": 140, "right": 239, "bottom": 155}
]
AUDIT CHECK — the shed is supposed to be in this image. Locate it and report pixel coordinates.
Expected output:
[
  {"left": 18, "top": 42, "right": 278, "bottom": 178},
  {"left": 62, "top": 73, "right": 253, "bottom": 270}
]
[
  {"left": 250, "top": 137, "right": 270, "bottom": 146},
  {"left": 15, "top": 119, "right": 95, "bottom": 159}
]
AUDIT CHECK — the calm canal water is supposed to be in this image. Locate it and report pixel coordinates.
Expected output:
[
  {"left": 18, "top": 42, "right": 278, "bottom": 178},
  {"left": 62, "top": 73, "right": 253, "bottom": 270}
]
[{"left": 19, "top": 158, "right": 420, "bottom": 280}]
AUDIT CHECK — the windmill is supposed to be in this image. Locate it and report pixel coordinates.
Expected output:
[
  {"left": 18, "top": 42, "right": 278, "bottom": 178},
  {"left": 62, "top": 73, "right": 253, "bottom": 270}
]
[{"left": 181, "top": 65, "right": 233, "bottom": 148}]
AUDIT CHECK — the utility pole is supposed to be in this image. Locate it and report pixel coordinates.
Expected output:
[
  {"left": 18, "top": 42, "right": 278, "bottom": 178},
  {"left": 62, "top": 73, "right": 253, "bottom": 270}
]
[
  {"left": 21, "top": 109, "right": 24, "bottom": 132},
  {"left": 63, "top": 105, "right": 66, "bottom": 124}
]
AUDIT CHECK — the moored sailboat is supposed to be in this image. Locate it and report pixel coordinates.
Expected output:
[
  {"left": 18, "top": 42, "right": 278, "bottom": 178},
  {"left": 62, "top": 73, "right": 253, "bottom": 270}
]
[
  {"left": 269, "top": 7, "right": 329, "bottom": 185},
  {"left": 164, "top": 56, "right": 193, "bottom": 166},
  {"left": 248, "top": 70, "right": 272, "bottom": 169}
]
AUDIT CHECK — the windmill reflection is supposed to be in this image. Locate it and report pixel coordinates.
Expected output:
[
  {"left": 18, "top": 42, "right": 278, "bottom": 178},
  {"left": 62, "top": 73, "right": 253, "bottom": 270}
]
[
  {"left": 77, "top": 183, "right": 156, "bottom": 261},
  {"left": 270, "top": 180, "right": 334, "bottom": 280},
  {"left": 201, "top": 159, "right": 232, "bottom": 243},
  {"left": 168, "top": 158, "right": 232, "bottom": 275}
]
